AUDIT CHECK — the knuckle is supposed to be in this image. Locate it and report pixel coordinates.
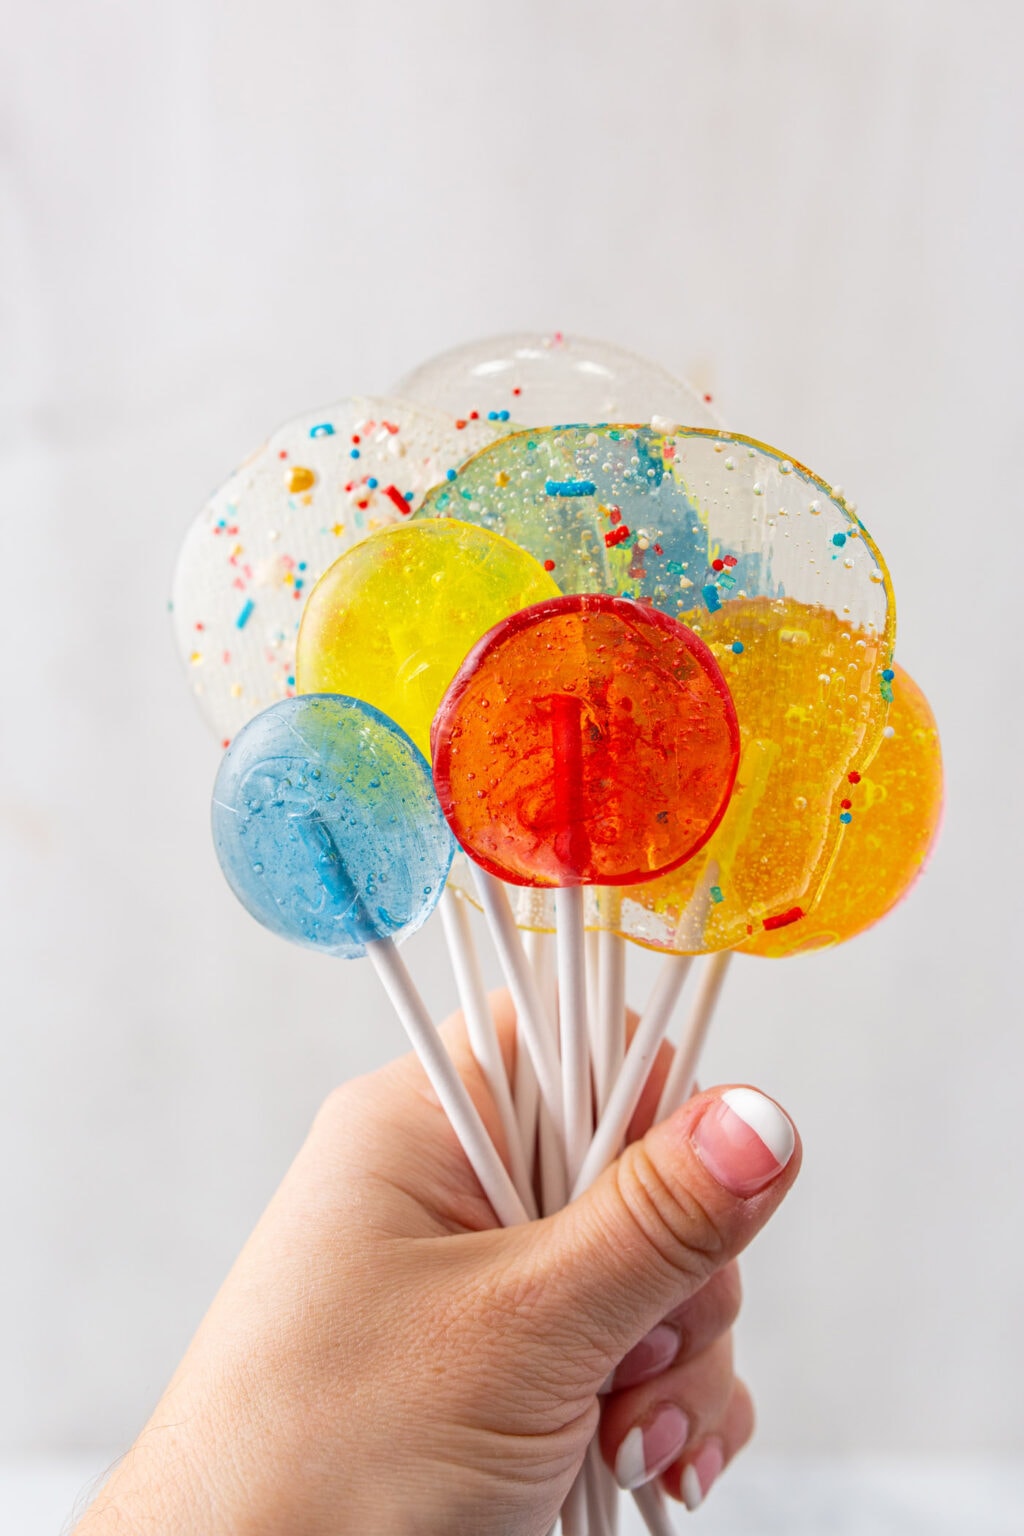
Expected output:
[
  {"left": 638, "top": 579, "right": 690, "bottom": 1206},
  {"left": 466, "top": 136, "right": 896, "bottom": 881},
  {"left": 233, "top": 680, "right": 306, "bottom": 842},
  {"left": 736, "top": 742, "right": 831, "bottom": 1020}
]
[{"left": 615, "top": 1143, "right": 727, "bottom": 1288}]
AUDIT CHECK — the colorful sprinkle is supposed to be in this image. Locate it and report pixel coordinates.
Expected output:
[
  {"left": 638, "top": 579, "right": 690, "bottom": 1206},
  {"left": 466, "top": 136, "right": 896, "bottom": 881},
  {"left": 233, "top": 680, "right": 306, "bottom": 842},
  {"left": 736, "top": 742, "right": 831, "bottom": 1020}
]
[
  {"left": 763, "top": 906, "right": 805, "bottom": 931},
  {"left": 709, "top": 885, "right": 724, "bottom": 904},
  {"left": 309, "top": 423, "right": 334, "bottom": 437},
  {"left": 236, "top": 600, "right": 255, "bottom": 629},
  {"left": 840, "top": 811, "right": 853, "bottom": 824},
  {"left": 832, "top": 532, "right": 847, "bottom": 547},
  {"left": 702, "top": 583, "right": 722, "bottom": 614},
  {"left": 287, "top": 466, "right": 316, "bottom": 494},
  {"left": 731, "top": 641, "right": 745, "bottom": 654},
  {"left": 546, "top": 478, "right": 597, "bottom": 497}
]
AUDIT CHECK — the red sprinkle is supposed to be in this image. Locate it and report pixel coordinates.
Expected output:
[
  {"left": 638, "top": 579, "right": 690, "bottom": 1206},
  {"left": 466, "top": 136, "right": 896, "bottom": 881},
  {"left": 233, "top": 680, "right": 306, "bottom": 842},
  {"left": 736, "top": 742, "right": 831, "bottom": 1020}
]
[
  {"left": 604, "top": 525, "right": 631, "bottom": 548},
  {"left": 512, "top": 387, "right": 522, "bottom": 396},
  {"left": 723, "top": 555, "right": 738, "bottom": 568},
  {"left": 841, "top": 798, "right": 852, "bottom": 809},
  {"left": 469, "top": 410, "right": 479, "bottom": 420},
  {"left": 763, "top": 906, "right": 805, "bottom": 931},
  {"left": 703, "top": 393, "right": 713, "bottom": 403},
  {"left": 543, "top": 559, "right": 556, "bottom": 571},
  {"left": 848, "top": 770, "right": 861, "bottom": 784},
  {"left": 278, "top": 450, "right": 288, "bottom": 459},
  {"left": 455, "top": 419, "right": 467, "bottom": 429},
  {"left": 712, "top": 558, "right": 725, "bottom": 571},
  {"left": 383, "top": 484, "right": 410, "bottom": 514},
  {"left": 653, "top": 544, "right": 663, "bottom": 555},
  {"left": 609, "top": 505, "right": 622, "bottom": 525}
]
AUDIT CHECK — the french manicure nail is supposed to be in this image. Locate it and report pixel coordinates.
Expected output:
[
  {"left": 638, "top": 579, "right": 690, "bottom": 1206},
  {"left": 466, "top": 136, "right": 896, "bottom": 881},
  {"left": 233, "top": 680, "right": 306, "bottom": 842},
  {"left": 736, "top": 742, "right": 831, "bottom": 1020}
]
[
  {"left": 614, "top": 1402, "right": 690, "bottom": 1490},
  {"left": 612, "top": 1324, "right": 681, "bottom": 1389},
  {"left": 693, "top": 1087, "right": 795, "bottom": 1197},
  {"left": 681, "top": 1438, "right": 724, "bottom": 1510}
]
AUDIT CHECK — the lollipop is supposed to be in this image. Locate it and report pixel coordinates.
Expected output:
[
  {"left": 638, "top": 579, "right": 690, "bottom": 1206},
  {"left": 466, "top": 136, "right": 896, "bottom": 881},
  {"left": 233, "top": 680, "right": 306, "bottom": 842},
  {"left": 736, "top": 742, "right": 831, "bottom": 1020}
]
[
  {"left": 741, "top": 664, "right": 943, "bottom": 957},
  {"left": 294, "top": 520, "right": 559, "bottom": 756},
  {"left": 211, "top": 693, "right": 527, "bottom": 1228},
  {"left": 433, "top": 594, "right": 740, "bottom": 1184},
  {"left": 421, "top": 425, "right": 894, "bottom": 948},
  {"left": 432, "top": 595, "right": 740, "bottom": 888},
  {"left": 394, "top": 330, "right": 721, "bottom": 430},
  {"left": 172, "top": 397, "right": 502, "bottom": 743}
]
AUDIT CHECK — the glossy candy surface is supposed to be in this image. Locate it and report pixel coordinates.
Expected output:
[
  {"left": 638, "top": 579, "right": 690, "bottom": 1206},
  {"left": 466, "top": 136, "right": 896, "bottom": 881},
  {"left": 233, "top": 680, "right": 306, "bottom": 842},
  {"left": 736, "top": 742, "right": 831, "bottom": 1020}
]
[
  {"left": 432, "top": 595, "right": 740, "bottom": 888},
  {"left": 211, "top": 695, "right": 453, "bottom": 958},
  {"left": 614, "top": 595, "right": 893, "bottom": 951},
  {"left": 418, "top": 424, "right": 889, "bottom": 628},
  {"left": 294, "top": 521, "right": 560, "bottom": 756},
  {"left": 424, "top": 425, "right": 895, "bottom": 946},
  {"left": 395, "top": 332, "right": 721, "bottom": 430},
  {"left": 173, "top": 398, "right": 501, "bottom": 742},
  {"left": 740, "top": 665, "right": 942, "bottom": 957}
]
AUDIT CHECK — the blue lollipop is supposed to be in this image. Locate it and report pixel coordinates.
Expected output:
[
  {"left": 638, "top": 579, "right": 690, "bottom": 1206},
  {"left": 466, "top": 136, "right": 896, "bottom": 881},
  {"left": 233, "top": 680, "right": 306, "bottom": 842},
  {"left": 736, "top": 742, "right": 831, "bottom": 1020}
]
[
  {"left": 212, "top": 694, "right": 453, "bottom": 957},
  {"left": 212, "top": 693, "right": 527, "bottom": 1227}
]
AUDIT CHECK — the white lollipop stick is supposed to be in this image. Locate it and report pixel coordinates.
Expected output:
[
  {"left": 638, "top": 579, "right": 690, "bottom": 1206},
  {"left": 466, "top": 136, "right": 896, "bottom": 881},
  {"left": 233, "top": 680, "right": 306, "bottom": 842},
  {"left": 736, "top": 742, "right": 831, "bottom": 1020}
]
[
  {"left": 654, "top": 952, "right": 733, "bottom": 1124},
  {"left": 572, "top": 955, "right": 693, "bottom": 1200},
  {"left": 474, "top": 870, "right": 565, "bottom": 1139},
  {"left": 631, "top": 1481, "right": 678, "bottom": 1536},
  {"left": 439, "top": 889, "right": 538, "bottom": 1219},
  {"left": 595, "top": 927, "right": 626, "bottom": 1116},
  {"left": 555, "top": 885, "right": 592, "bottom": 1188},
  {"left": 517, "top": 930, "right": 552, "bottom": 1183},
  {"left": 364, "top": 938, "right": 528, "bottom": 1229}
]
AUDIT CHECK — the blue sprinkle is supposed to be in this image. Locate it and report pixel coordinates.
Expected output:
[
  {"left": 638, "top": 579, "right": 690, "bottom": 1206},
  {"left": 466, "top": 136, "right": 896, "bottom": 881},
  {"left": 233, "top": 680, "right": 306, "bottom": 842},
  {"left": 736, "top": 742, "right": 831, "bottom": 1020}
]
[
  {"left": 882, "top": 667, "right": 895, "bottom": 681},
  {"left": 298, "top": 561, "right": 307, "bottom": 571},
  {"left": 309, "top": 423, "right": 335, "bottom": 437},
  {"left": 286, "top": 675, "right": 295, "bottom": 686},
  {"left": 349, "top": 448, "right": 360, "bottom": 459},
  {"left": 731, "top": 641, "right": 745, "bottom": 654},
  {"left": 545, "top": 478, "right": 597, "bottom": 497},
  {"left": 881, "top": 679, "right": 894, "bottom": 703},
  {"left": 840, "top": 811, "right": 852, "bottom": 824},
  {"left": 498, "top": 409, "right": 510, "bottom": 421},
  {"left": 832, "top": 532, "right": 847, "bottom": 547},
  {"left": 367, "top": 477, "right": 378, "bottom": 489},
  {"left": 403, "top": 491, "right": 414, "bottom": 502},
  {"left": 709, "top": 885, "right": 724, "bottom": 904},
  {"left": 236, "top": 599, "right": 255, "bottom": 629},
  {"left": 487, "top": 410, "right": 499, "bottom": 420},
  {"left": 294, "top": 580, "right": 304, "bottom": 591},
  {"left": 702, "top": 583, "right": 722, "bottom": 614},
  {"left": 446, "top": 468, "right": 457, "bottom": 481}
]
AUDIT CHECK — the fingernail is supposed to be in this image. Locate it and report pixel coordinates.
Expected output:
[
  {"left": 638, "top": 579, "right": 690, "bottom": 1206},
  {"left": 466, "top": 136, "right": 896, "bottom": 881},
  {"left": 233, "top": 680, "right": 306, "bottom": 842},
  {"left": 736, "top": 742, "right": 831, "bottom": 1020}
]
[
  {"left": 693, "top": 1088, "right": 795, "bottom": 1197},
  {"left": 614, "top": 1402, "right": 690, "bottom": 1490},
  {"left": 612, "top": 1324, "right": 681, "bottom": 1389},
  {"left": 681, "top": 1438, "right": 724, "bottom": 1510}
]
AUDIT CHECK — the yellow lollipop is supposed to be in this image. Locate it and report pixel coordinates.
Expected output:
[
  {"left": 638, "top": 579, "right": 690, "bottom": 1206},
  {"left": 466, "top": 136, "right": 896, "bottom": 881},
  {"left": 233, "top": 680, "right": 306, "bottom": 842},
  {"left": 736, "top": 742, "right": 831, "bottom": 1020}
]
[
  {"left": 613, "top": 594, "right": 893, "bottom": 953},
  {"left": 295, "top": 520, "right": 560, "bottom": 754},
  {"left": 739, "top": 664, "right": 942, "bottom": 957}
]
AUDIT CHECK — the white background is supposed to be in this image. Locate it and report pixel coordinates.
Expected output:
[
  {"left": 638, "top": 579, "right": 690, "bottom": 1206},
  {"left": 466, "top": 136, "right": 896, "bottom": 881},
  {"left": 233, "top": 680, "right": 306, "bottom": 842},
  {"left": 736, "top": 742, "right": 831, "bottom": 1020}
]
[{"left": 2, "top": 0, "right": 1022, "bottom": 1488}]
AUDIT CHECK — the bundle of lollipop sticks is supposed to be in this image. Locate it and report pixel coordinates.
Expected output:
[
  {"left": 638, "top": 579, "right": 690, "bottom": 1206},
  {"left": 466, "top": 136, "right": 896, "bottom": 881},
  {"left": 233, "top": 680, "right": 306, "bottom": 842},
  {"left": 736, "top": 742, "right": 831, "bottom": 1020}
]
[{"left": 178, "top": 335, "right": 943, "bottom": 1536}]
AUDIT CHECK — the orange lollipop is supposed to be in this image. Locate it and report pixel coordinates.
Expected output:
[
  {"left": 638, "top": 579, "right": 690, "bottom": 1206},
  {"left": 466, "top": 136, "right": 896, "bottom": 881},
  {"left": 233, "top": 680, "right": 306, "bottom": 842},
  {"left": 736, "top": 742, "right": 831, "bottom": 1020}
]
[
  {"left": 431, "top": 594, "right": 740, "bottom": 889},
  {"left": 740, "top": 664, "right": 942, "bottom": 957}
]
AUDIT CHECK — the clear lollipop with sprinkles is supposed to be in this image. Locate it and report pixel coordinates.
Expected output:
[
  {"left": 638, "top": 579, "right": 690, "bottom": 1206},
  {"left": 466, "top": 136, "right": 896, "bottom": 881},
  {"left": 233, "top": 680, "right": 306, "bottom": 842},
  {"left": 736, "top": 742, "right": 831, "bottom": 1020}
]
[{"left": 172, "top": 397, "right": 502, "bottom": 744}]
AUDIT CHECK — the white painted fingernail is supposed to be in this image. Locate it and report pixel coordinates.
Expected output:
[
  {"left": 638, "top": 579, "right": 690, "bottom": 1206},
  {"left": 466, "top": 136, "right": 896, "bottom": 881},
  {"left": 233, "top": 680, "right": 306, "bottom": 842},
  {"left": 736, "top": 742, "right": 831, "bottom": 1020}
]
[{"left": 614, "top": 1403, "right": 689, "bottom": 1490}]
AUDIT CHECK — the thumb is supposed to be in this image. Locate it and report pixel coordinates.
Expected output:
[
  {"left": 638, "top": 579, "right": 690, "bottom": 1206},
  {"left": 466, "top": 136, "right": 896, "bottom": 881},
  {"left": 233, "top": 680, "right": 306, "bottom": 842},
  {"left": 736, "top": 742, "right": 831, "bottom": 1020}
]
[{"left": 519, "top": 1086, "right": 800, "bottom": 1381}]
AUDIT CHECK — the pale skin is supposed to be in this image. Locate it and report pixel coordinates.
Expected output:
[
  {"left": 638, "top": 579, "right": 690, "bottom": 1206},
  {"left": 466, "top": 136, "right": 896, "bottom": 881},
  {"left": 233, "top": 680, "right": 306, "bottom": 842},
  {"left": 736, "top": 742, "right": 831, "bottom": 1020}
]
[{"left": 75, "top": 994, "right": 800, "bottom": 1535}]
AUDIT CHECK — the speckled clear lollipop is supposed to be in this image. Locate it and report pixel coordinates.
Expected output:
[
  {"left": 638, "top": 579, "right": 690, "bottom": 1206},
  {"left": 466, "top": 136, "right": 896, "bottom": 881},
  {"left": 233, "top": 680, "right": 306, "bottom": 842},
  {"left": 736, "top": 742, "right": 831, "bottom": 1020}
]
[
  {"left": 421, "top": 426, "right": 895, "bottom": 949},
  {"left": 211, "top": 693, "right": 527, "bottom": 1228},
  {"left": 395, "top": 331, "right": 721, "bottom": 430},
  {"left": 173, "top": 398, "right": 501, "bottom": 744}
]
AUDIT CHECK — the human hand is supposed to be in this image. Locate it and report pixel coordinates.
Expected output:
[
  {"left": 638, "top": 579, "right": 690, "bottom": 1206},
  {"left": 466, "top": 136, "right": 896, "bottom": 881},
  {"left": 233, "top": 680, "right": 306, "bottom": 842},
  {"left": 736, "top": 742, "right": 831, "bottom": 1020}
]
[{"left": 76, "top": 992, "right": 799, "bottom": 1535}]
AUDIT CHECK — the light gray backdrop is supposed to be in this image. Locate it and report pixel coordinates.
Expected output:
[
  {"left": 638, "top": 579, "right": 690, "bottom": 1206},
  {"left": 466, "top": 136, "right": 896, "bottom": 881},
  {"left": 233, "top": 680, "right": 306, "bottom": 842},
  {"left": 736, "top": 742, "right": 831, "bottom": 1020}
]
[{"left": 2, "top": 0, "right": 1021, "bottom": 1466}]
